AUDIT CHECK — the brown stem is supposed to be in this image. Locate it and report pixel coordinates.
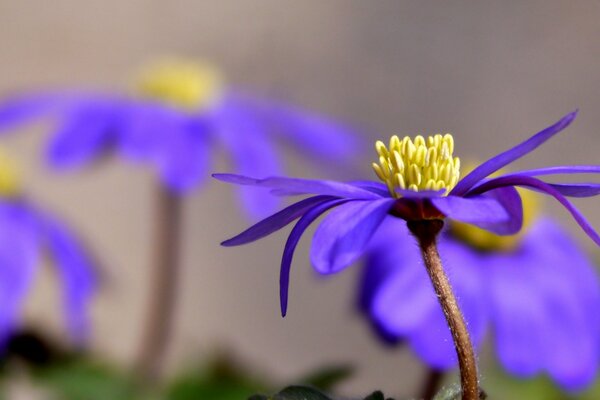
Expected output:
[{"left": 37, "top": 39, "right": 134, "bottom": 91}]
[
  {"left": 419, "top": 368, "right": 444, "bottom": 400},
  {"left": 408, "top": 220, "right": 479, "bottom": 400},
  {"left": 135, "top": 184, "right": 182, "bottom": 381}
]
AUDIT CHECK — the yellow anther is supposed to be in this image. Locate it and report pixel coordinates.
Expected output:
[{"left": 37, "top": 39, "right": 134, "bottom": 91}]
[
  {"left": 443, "top": 133, "right": 454, "bottom": 154},
  {"left": 414, "top": 135, "right": 426, "bottom": 147},
  {"left": 375, "top": 141, "right": 388, "bottom": 158},
  {"left": 371, "top": 133, "right": 461, "bottom": 197},
  {"left": 134, "top": 58, "right": 224, "bottom": 110},
  {"left": 391, "top": 151, "right": 404, "bottom": 172},
  {"left": 0, "top": 151, "right": 20, "bottom": 197}
]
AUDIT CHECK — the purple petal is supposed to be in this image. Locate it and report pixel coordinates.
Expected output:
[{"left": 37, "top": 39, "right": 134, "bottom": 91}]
[
  {"left": 213, "top": 97, "right": 282, "bottom": 218},
  {"left": 46, "top": 98, "right": 124, "bottom": 168},
  {"left": 310, "top": 198, "right": 395, "bottom": 274},
  {"left": 235, "top": 93, "right": 361, "bottom": 163},
  {"left": 221, "top": 195, "right": 336, "bottom": 246},
  {"left": 430, "top": 194, "right": 519, "bottom": 234},
  {"left": 280, "top": 199, "right": 348, "bottom": 316},
  {"left": 489, "top": 218, "right": 600, "bottom": 388},
  {"left": 212, "top": 174, "right": 382, "bottom": 200},
  {"left": 547, "top": 183, "right": 600, "bottom": 198},
  {"left": 348, "top": 181, "right": 391, "bottom": 197},
  {"left": 119, "top": 102, "right": 177, "bottom": 161},
  {"left": 451, "top": 111, "right": 578, "bottom": 196},
  {"left": 521, "top": 219, "right": 600, "bottom": 390},
  {"left": 499, "top": 165, "right": 600, "bottom": 177},
  {"left": 41, "top": 213, "right": 97, "bottom": 344},
  {"left": 488, "top": 254, "right": 546, "bottom": 377},
  {"left": 469, "top": 175, "right": 600, "bottom": 246},
  {"left": 155, "top": 119, "right": 211, "bottom": 193},
  {"left": 0, "top": 94, "right": 62, "bottom": 132},
  {"left": 0, "top": 203, "right": 40, "bottom": 345}
]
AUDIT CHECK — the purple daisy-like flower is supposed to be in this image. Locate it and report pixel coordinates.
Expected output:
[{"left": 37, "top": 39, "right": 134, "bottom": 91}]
[
  {"left": 359, "top": 214, "right": 600, "bottom": 391},
  {"left": 0, "top": 158, "right": 95, "bottom": 347},
  {"left": 0, "top": 59, "right": 361, "bottom": 218},
  {"left": 215, "top": 110, "right": 600, "bottom": 316}
]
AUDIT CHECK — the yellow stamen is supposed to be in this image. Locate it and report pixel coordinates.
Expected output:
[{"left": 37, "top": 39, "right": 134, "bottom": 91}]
[
  {"left": 372, "top": 133, "right": 461, "bottom": 197},
  {"left": 134, "top": 58, "right": 224, "bottom": 110},
  {"left": 0, "top": 151, "right": 20, "bottom": 197}
]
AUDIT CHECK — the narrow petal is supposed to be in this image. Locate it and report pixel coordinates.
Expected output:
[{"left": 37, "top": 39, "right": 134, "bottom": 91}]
[
  {"left": 213, "top": 97, "right": 282, "bottom": 218},
  {"left": 0, "top": 94, "right": 61, "bottom": 132},
  {"left": 498, "top": 165, "right": 600, "bottom": 177},
  {"left": 212, "top": 174, "right": 382, "bottom": 200},
  {"left": 41, "top": 213, "right": 97, "bottom": 344},
  {"left": 451, "top": 111, "right": 578, "bottom": 196},
  {"left": 280, "top": 199, "right": 348, "bottom": 316},
  {"left": 234, "top": 93, "right": 361, "bottom": 162},
  {"left": 469, "top": 175, "right": 600, "bottom": 245},
  {"left": 221, "top": 195, "right": 336, "bottom": 246},
  {"left": 548, "top": 183, "right": 600, "bottom": 198},
  {"left": 310, "top": 198, "right": 395, "bottom": 274}
]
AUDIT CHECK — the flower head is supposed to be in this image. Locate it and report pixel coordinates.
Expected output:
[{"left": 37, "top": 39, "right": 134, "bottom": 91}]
[
  {"left": 372, "top": 133, "right": 460, "bottom": 195},
  {"left": 0, "top": 151, "right": 96, "bottom": 346},
  {"left": 0, "top": 58, "right": 361, "bottom": 218},
  {"left": 358, "top": 210, "right": 600, "bottom": 391},
  {"left": 134, "top": 59, "right": 224, "bottom": 109},
  {"left": 215, "top": 111, "right": 600, "bottom": 316}
]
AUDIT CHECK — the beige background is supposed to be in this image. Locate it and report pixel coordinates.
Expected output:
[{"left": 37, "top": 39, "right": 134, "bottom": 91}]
[{"left": 0, "top": 1, "right": 599, "bottom": 397}]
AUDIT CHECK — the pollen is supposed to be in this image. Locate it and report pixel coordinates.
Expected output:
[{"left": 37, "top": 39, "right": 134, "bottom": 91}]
[
  {"left": 134, "top": 58, "right": 224, "bottom": 109},
  {"left": 0, "top": 150, "right": 20, "bottom": 197},
  {"left": 372, "top": 134, "right": 460, "bottom": 197}
]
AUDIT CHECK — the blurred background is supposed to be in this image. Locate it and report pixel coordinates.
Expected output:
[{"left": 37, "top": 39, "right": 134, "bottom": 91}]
[{"left": 0, "top": 1, "right": 599, "bottom": 398}]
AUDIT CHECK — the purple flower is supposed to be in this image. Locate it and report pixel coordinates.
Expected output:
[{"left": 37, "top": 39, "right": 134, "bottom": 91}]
[
  {"left": 359, "top": 215, "right": 600, "bottom": 391},
  {"left": 0, "top": 59, "right": 361, "bottom": 218},
  {"left": 0, "top": 197, "right": 96, "bottom": 347},
  {"left": 214, "top": 110, "right": 600, "bottom": 319}
]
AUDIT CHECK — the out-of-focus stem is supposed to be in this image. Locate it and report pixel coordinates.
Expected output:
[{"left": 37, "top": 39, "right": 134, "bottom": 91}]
[
  {"left": 408, "top": 220, "right": 479, "bottom": 400},
  {"left": 419, "top": 368, "right": 444, "bottom": 400},
  {"left": 135, "top": 184, "right": 182, "bottom": 381}
]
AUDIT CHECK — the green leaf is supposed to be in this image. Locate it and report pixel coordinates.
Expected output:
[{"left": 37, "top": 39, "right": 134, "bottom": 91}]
[
  {"left": 36, "top": 358, "right": 140, "bottom": 400},
  {"left": 165, "top": 355, "right": 269, "bottom": 400}
]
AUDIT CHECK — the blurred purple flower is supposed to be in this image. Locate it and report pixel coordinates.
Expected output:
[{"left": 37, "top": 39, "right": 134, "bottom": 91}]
[
  {"left": 0, "top": 197, "right": 96, "bottom": 347},
  {"left": 0, "top": 60, "right": 362, "bottom": 218},
  {"left": 214, "top": 110, "right": 600, "bottom": 318},
  {"left": 359, "top": 216, "right": 600, "bottom": 391}
]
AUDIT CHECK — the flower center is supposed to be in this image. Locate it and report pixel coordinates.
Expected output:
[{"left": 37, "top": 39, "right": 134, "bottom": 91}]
[
  {"left": 0, "top": 151, "right": 20, "bottom": 197},
  {"left": 450, "top": 188, "right": 539, "bottom": 252},
  {"left": 372, "top": 134, "right": 461, "bottom": 198},
  {"left": 134, "top": 59, "right": 224, "bottom": 110}
]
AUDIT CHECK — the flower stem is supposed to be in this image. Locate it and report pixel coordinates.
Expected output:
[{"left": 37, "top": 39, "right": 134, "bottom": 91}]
[
  {"left": 135, "top": 184, "right": 182, "bottom": 381},
  {"left": 419, "top": 368, "right": 444, "bottom": 400},
  {"left": 408, "top": 220, "right": 479, "bottom": 400}
]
